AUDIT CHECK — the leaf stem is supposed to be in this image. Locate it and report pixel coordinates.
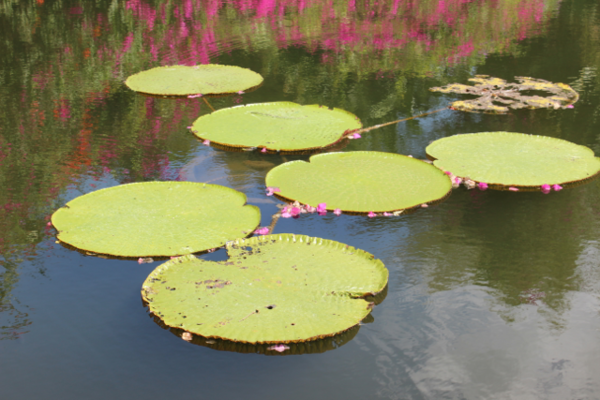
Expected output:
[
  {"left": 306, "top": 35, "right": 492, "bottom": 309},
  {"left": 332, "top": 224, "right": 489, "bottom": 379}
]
[
  {"left": 203, "top": 97, "right": 216, "bottom": 112},
  {"left": 344, "top": 107, "right": 450, "bottom": 137}
]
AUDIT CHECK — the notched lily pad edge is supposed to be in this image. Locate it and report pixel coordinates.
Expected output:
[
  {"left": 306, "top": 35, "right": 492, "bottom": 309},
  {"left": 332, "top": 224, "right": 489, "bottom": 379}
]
[
  {"left": 141, "top": 235, "right": 388, "bottom": 344},
  {"left": 425, "top": 154, "right": 600, "bottom": 191},
  {"left": 191, "top": 104, "right": 362, "bottom": 154},
  {"left": 50, "top": 181, "right": 261, "bottom": 258}
]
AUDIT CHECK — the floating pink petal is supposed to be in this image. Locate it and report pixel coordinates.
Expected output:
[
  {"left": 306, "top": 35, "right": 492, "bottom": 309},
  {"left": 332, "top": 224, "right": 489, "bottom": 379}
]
[
  {"left": 541, "top": 184, "right": 551, "bottom": 194},
  {"left": 368, "top": 211, "right": 376, "bottom": 218},
  {"left": 46, "top": 222, "right": 52, "bottom": 227},
  {"left": 290, "top": 207, "right": 301, "bottom": 217},
  {"left": 566, "top": 104, "right": 574, "bottom": 109},
  {"left": 444, "top": 171, "right": 452, "bottom": 176},
  {"left": 421, "top": 204, "right": 428, "bottom": 208},
  {"left": 478, "top": 182, "right": 488, "bottom": 191},
  {"left": 187, "top": 126, "right": 192, "bottom": 129},
  {"left": 305, "top": 205, "right": 316, "bottom": 213},
  {"left": 268, "top": 344, "right": 290, "bottom": 352},
  {"left": 351, "top": 133, "right": 361, "bottom": 139},
  {"left": 281, "top": 209, "right": 292, "bottom": 218},
  {"left": 138, "top": 258, "right": 143, "bottom": 264},
  {"left": 508, "top": 187, "right": 519, "bottom": 192},
  {"left": 333, "top": 208, "right": 342, "bottom": 216},
  {"left": 203, "top": 140, "right": 210, "bottom": 146},
  {"left": 254, "top": 227, "right": 270, "bottom": 235},
  {"left": 237, "top": 91, "right": 245, "bottom": 95},
  {"left": 187, "top": 94, "right": 203, "bottom": 98},
  {"left": 261, "top": 148, "right": 267, "bottom": 153},
  {"left": 552, "top": 184, "right": 563, "bottom": 191},
  {"left": 317, "top": 203, "right": 327, "bottom": 213},
  {"left": 266, "top": 187, "right": 280, "bottom": 196},
  {"left": 383, "top": 212, "right": 392, "bottom": 216}
]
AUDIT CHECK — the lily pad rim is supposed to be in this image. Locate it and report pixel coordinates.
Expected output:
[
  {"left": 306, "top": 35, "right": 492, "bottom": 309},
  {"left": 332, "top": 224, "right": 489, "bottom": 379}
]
[
  {"left": 51, "top": 181, "right": 261, "bottom": 259},
  {"left": 266, "top": 151, "right": 453, "bottom": 214},
  {"left": 141, "top": 234, "right": 388, "bottom": 344},
  {"left": 426, "top": 132, "right": 600, "bottom": 191},
  {"left": 124, "top": 64, "right": 265, "bottom": 97},
  {"left": 191, "top": 102, "right": 363, "bottom": 153}
]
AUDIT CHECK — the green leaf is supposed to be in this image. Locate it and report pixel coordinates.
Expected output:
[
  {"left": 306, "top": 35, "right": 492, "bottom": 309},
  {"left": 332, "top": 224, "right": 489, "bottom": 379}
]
[
  {"left": 51, "top": 182, "right": 260, "bottom": 257},
  {"left": 142, "top": 234, "right": 388, "bottom": 344},
  {"left": 265, "top": 151, "right": 452, "bottom": 213},
  {"left": 426, "top": 132, "right": 600, "bottom": 189},
  {"left": 125, "top": 64, "right": 264, "bottom": 96},
  {"left": 191, "top": 102, "right": 362, "bottom": 152},
  {"left": 429, "top": 75, "right": 579, "bottom": 114}
]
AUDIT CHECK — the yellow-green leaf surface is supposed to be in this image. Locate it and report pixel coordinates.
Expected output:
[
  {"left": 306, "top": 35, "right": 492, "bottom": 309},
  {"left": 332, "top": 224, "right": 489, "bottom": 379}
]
[
  {"left": 191, "top": 102, "right": 362, "bottom": 152},
  {"left": 125, "top": 64, "right": 263, "bottom": 96},
  {"left": 51, "top": 182, "right": 260, "bottom": 257},
  {"left": 426, "top": 132, "right": 600, "bottom": 188},
  {"left": 265, "top": 152, "right": 452, "bottom": 213},
  {"left": 142, "top": 235, "right": 388, "bottom": 344}
]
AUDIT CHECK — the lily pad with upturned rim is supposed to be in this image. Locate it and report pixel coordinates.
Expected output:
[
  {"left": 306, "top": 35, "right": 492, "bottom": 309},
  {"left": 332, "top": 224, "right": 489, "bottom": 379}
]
[
  {"left": 264, "top": 151, "right": 452, "bottom": 213},
  {"left": 426, "top": 132, "right": 600, "bottom": 190},
  {"left": 125, "top": 64, "right": 264, "bottom": 97},
  {"left": 191, "top": 102, "right": 362, "bottom": 152},
  {"left": 141, "top": 234, "right": 388, "bottom": 344},
  {"left": 51, "top": 182, "right": 260, "bottom": 257}
]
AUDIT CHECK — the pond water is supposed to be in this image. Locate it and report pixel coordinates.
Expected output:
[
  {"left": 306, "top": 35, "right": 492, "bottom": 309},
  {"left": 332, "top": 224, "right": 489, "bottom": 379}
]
[{"left": 2, "top": 0, "right": 600, "bottom": 398}]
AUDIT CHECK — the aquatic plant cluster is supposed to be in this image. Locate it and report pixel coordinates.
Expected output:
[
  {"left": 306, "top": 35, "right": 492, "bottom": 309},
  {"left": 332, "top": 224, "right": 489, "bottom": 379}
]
[{"left": 48, "top": 59, "right": 599, "bottom": 349}]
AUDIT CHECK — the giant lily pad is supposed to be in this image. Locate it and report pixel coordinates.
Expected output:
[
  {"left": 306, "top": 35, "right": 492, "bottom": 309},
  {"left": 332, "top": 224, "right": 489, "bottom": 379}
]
[
  {"left": 426, "top": 132, "right": 600, "bottom": 189},
  {"left": 141, "top": 234, "right": 388, "bottom": 343},
  {"left": 265, "top": 151, "right": 452, "bottom": 213},
  {"left": 191, "top": 102, "right": 362, "bottom": 152},
  {"left": 51, "top": 182, "right": 260, "bottom": 257},
  {"left": 125, "top": 64, "right": 264, "bottom": 97},
  {"left": 429, "top": 75, "right": 578, "bottom": 114}
]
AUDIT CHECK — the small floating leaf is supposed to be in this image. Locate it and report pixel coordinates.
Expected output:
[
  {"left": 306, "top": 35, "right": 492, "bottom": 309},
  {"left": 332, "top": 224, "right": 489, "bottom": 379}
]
[
  {"left": 426, "top": 132, "right": 600, "bottom": 190},
  {"left": 142, "top": 235, "right": 388, "bottom": 344},
  {"left": 265, "top": 152, "right": 452, "bottom": 213},
  {"left": 191, "top": 102, "right": 362, "bottom": 152},
  {"left": 51, "top": 182, "right": 260, "bottom": 257},
  {"left": 430, "top": 75, "right": 578, "bottom": 114},
  {"left": 125, "top": 64, "right": 264, "bottom": 97}
]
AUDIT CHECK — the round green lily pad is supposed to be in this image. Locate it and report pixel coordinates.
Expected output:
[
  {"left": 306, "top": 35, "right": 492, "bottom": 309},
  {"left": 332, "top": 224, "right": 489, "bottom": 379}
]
[
  {"left": 142, "top": 234, "right": 388, "bottom": 344},
  {"left": 191, "top": 102, "right": 362, "bottom": 152},
  {"left": 125, "top": 64, "right": 264, "bottom": 96},
  {"left": 265, "top": 151, "right": 453, "bottom": 213},
  {"left": 51, "top": 182, "right": 260, "bottom": 257},
  {"left": 426, "top": 132, "right": 600, "bottom": 189}
]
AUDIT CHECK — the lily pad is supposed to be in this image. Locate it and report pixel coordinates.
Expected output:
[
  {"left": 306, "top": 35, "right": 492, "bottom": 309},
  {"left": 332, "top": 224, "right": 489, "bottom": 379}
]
[
  {"left": 265, "top": 151, "right": 452, "bottom": 213},
  {"left": 429, "top": 75, "right": 578, "bottom": 114},
  {"left": 51, "top": 182, "right": 260, "bottom": 257},
  {"left": 125, "top": 64, "right": 264, "bottom": 97},
  {"left": 426, "top": 132, "right": 600, "bottom": 189},
  {"left": 141, "top": 234, "right": 388, "bottom": 343},
  {"left": 191, "top": 102, "right": 362, "bottom": 152}
]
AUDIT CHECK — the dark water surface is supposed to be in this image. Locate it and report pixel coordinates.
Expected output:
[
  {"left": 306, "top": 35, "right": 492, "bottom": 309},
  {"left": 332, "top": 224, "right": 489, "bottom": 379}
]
[{"left": 2, "top": 0, "right": 600, "bottom": 398}]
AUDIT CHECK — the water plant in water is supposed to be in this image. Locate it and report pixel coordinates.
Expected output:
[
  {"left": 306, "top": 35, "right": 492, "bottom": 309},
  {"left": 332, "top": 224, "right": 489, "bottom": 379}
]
[
  {"left": 190, "top": 102, "right": 362, "bottom": 152},
  {"left": 429, "top": 75, "right": 578, "bottom": 114},
  {"left": 125, "top": 65, "right": 264, "bottom": 97},
  {"left": 51, "top": 182, "right": 260, "bottom": 257},
  {"left": 141, "top": 234, "right": 388, "bottom": 344},
  {"left": 265, "top": 151, "right": 452, "bottom": 214},
  {"left": 426, "top": 132, "right": 600, "bottom": 190}
]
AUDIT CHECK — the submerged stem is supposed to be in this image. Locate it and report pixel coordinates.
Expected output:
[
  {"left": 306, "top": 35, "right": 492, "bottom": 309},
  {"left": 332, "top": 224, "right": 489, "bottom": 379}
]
[
  {"left": 344, "top": 107, "right": 450, "bottom": 137},
  {"left": 268, "top": 210, "right": 282, "bottom": 234},
  {"left": 202, "top": 97, "right": 216, "bottom": 112}
]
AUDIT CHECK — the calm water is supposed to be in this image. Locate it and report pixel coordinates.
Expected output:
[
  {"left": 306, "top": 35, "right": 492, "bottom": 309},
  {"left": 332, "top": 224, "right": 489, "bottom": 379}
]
[{"left": 2, "top": 0, "right": 600, "bottom": 398}]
